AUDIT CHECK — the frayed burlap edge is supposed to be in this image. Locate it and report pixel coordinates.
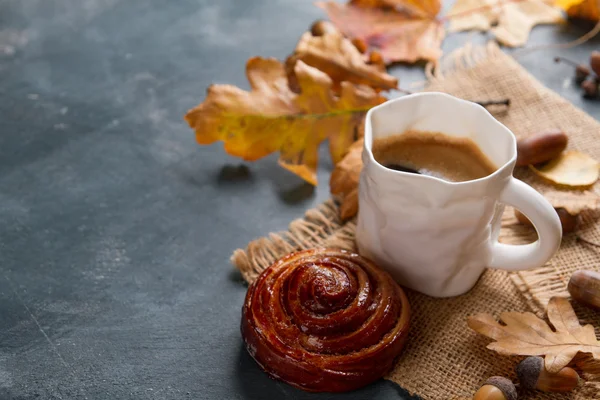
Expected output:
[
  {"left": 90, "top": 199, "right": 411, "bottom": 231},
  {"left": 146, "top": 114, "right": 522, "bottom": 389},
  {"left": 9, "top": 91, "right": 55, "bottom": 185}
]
[{"left": 231, "top": 198, "right": 358, "bottom": 283}]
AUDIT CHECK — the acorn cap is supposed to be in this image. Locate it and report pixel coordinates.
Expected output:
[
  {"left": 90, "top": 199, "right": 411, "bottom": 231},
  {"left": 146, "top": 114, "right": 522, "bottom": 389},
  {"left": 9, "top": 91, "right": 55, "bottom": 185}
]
[
  {"left": 516, "top": 356, "right": 543, "bottom": 390},
  {"left": 485, "top": 376, "right": 518, "bottom": 400}
]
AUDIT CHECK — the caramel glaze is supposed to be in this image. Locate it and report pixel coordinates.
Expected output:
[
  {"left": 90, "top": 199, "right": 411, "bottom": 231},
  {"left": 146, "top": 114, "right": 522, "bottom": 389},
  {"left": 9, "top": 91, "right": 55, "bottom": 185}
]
[{"left": 241, "top": 248, "right": 411, "bottom": 392}]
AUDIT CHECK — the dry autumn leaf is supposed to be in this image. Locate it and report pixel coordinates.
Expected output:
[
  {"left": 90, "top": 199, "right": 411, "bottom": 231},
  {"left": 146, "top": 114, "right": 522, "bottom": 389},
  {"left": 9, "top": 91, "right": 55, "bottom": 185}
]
[
  {"left": 468, "top": 297, "right": 600, "bottom": 374},
  {"left": 448, "top": 0, "right": 564, "bottom": 47},
  {"left": 544, "top": 190, "right": 600, "bottom": 214},
  {"left": 530, "top": 150, "right": 600, "bottom": 188},
  {"left": 316, "top": 0, "right": 445, "bottom": 64},
  {"left": 185, "top": 57, "right": 384, "bottom": 185},
  {"left": 330, "top": 139, "right": 363, "bottom": 219},
  {"left": 285, "top": 23, "right": 398, "bottom": 93},
  {"left": 557, "top": 0, "right": 600, "bottom": 20}
]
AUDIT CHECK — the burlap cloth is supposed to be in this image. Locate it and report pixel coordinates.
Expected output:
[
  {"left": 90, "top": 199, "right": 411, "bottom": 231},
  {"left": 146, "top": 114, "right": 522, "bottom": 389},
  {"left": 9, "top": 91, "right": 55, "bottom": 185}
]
[{"left": 231, "top": 43, "right": 600, "bottom": 399}]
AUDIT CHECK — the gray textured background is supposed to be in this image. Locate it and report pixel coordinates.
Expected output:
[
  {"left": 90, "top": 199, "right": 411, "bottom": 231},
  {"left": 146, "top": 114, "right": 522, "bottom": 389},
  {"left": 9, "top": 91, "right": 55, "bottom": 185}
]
[{"left": 0, "top": 0, "right": 599, "bottom": 399}]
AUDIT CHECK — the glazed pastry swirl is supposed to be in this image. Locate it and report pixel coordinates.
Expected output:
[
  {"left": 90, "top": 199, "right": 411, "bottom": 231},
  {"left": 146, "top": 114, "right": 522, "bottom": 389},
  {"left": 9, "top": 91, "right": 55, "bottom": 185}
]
[{"left": 241, "top": 248, "right": 410, "bottom": 392}]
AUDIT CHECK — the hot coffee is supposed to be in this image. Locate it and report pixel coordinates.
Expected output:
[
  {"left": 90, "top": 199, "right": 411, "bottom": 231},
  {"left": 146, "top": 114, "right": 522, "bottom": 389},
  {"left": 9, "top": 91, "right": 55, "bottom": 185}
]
[{"left": 371, "top": 130, "right": 497, "bottom": 182}]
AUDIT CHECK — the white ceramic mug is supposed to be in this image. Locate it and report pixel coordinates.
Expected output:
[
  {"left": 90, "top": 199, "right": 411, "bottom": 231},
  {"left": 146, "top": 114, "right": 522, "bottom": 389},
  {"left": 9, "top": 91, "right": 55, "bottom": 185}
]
[{"left": 356, "top": 93, "right": 562, "bottom": 297}]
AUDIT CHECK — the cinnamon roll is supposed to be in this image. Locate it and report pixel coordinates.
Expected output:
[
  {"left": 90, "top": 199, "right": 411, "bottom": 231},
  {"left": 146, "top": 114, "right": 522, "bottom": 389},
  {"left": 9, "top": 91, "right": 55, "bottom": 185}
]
[{"left": 241, "top": 248, "right": 410, "bottom": 392}]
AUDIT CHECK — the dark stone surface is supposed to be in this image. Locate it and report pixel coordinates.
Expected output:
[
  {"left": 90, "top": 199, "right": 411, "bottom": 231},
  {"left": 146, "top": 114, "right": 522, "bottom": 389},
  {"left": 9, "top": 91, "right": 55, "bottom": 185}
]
[{"left": 0, "top": 0, "right": 598, "bottom": 399}]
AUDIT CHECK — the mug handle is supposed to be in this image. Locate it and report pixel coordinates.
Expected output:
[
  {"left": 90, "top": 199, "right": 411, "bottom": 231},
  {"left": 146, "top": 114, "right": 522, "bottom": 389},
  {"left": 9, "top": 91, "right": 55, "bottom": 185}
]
[{"left": 489, "top": 178, "right": 562, "bottom": 271}]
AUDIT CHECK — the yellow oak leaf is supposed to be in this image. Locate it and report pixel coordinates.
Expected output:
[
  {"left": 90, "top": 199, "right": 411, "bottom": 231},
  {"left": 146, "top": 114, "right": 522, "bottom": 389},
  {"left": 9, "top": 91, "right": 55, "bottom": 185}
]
[
  {"left": 448, "top": 0, "right": 565, "bottom": 47},
  {"left": 184, "top": 57, "right": 384, "bottom": 185},
  {"left": 316, "top": 0, "right": 445, "bottom": 64},
  {"left": 285, "top": 25, "right": 398, "bottom": 93},
  {"left": 555, "top": 0, "right": 587, "bottom": 8},
  {"left": 530, "top": 150, "right": 600, "bottom": 188},
  {"left": 468, "top": 297, "right": 600, "bottom": 374}
]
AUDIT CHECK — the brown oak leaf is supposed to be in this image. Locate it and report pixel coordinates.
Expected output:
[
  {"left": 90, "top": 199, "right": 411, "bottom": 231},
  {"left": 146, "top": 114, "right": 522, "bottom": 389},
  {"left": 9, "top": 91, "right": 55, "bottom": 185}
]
[
  {"left": 330, "top": 139, "right": 363, "bottom": 220},
  {"left": 468, "top": 297, "right": 600, "bottom": 374},
  {"left": 285, "top": 26, "right": 398, "bottom": 93},
  {"left": 448, "top": 0, "right": 564, "bottom": 47},
  {"left": 544, "top": 190, "right": 600, "bottom": 215},
  {"left": 316, "top": 0, "right": 445, "bottom": 64},
  {"left": 185, "top": 57, "right": 384, "bottom": 185}
]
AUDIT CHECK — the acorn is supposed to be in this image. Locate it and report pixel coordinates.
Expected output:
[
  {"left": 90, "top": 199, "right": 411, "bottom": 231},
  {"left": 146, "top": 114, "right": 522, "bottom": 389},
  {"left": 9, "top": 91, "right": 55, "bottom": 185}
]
[
  {"left": 568, "top": 270, "right": 600, "bottom": 310},
  {"left": 581, "top": 78, "right": 599, "bottom": 99},
  {"left": 517, "top": 356, "right": 580, "bottom": 392},
  {"left": 554, "top": 56, "right": 590, "bottom": 84},
  {"left": 590, "top": 51, "right": 600, "bottom": 76},
  {"left": 310, "top": 20, "right": 337, "bottom": 36},
  {"left": 473, "top": 376, "right": 517, "bottom": 400}
]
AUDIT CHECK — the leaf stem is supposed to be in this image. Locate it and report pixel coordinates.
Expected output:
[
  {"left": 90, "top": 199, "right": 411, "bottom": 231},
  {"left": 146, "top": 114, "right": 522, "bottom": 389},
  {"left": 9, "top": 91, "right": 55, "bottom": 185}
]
[
  {"left": 514, "top": 20, "right": 600, "bottom": 58},
  {"left": 224, "top": 107, "right": 372, "bottom": 121},
  {"left": 554, "top": 56, "right": 582, "bottom": 68},
  {"left": 225, "top": 95, "right": 510, "bottom": 123}
]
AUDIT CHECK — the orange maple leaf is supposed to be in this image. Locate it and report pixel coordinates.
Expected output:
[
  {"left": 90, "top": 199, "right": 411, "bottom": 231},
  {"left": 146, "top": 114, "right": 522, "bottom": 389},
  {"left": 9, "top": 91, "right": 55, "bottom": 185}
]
[
  {"left": 316, "top": 0, "right": 445, "bottom": 64},
  {"left": 185, "top": 57, "right": 385, "bottom": 185}
]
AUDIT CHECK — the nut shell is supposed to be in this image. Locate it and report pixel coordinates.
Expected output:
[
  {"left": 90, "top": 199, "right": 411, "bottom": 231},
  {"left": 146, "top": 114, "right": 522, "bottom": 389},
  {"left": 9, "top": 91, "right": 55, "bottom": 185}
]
[
  {"left": 516, "top": 130, "right": 568, "bottom": 167},
  {"left": 473, "top": 385, "right": 508, "bottom": 400},
  {"left": 582, "top": 79, "right": 599, "bottom": 99},
  {"left": 556, "top": 208, "right": 578, "bottom": 234},
  {"left": 591, "top": 51, "right": 600, "bottom": 76},
  {"left": 568, "top": 270, "right": 600, "bottom": 309},
  {"left": 537, "top": 366, "right": 579, "bottom": 392}
]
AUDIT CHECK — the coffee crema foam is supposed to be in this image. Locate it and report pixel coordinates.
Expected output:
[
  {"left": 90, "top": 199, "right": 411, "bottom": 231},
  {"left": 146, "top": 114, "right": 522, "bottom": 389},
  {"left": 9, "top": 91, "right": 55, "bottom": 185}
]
[{"left": 372, "top": 130, "right": 497, "bottom": 183}]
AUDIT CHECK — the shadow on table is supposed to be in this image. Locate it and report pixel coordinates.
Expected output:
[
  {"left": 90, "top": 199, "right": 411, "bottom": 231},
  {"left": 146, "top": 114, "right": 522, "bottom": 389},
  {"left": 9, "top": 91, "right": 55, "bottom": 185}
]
[
  {"left": 215, "top": 162, "right": 316, "bottom": 205},
  {"left": 218, "top": 164, "right": 253, "bottom": 182},
  {"left": 232, "top": 343, "right": 421, "bottom": 400},
  {"left": 278, "top": 182, "right": 315, "bottom": 205},
  {"left": 229, "top": 268, "right": 247, "bottom": 285}
]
